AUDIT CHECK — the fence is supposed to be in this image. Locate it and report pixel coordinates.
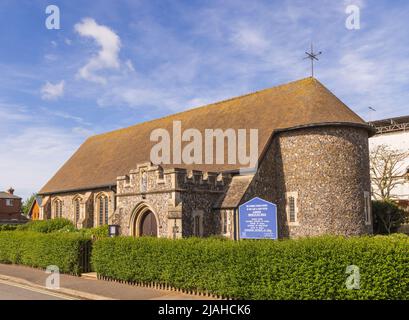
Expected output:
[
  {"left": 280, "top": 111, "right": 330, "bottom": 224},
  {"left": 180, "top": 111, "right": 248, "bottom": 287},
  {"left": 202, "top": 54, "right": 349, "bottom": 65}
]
[{"left": 79, "top": 240, "right": 93, "bottom": 273}]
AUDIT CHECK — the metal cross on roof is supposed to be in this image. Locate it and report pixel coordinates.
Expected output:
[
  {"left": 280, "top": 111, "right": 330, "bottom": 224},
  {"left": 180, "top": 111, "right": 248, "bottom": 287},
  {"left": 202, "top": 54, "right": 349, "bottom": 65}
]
[{"left": 304, "top": 43, "right": 322, "bottom": 77}]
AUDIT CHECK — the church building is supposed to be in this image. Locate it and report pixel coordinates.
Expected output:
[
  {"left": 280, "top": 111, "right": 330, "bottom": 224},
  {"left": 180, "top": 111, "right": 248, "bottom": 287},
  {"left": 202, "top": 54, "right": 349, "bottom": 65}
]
[{"left": 38, "top": 78, "right": 374, "bottom": 238}]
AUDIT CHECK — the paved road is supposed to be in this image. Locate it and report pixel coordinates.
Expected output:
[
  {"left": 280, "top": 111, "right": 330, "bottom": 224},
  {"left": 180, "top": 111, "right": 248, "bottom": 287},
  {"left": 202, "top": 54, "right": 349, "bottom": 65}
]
[
  {"left": 0, "top": 280, "right": 74, "bottom": 300},
  {"left": 0, "top": 264, "right": 213, "bottom": 300}
]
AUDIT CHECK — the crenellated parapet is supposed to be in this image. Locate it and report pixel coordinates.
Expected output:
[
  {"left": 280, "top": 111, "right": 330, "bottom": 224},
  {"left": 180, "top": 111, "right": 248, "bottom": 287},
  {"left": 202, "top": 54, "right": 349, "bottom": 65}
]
[
  {"left": 178, "top": 169, "right": 231, "bottom": 189},
  {"left": 116, "top": 162, "right": 232, "bottom": 195}
]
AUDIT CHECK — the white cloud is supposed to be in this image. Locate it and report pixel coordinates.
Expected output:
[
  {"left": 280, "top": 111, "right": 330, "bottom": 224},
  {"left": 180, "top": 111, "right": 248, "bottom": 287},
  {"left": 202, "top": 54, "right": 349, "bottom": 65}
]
[
  {"left": 41, "top": 109, "right": 91, "bottom": 126},
  {"left": 41, "top": 80, "right": 65, "bottom": 100},
  {"left": 72, "top": 126, "right": 94, "bottom": 137},
  {"left": 75, "top": 18, "right": 121, "bottom": 84},
  {"left": 125, "top": 59, "right": 135, "bottom": 72},
  {"left": 0, "top": 126, "right": 83, "bottom": 200},
  {"left": 343, "top": 0, "right": 366, "bottom": 8},
  {"left": 97, "top": 86, "right": 177, "bottom": 109},
  {"left": 0, "top": 102, "right": 30, "bottom": 122},
  {"left": 44, "top": 54, "right": 58, "bottom": 61},
  {"left": 337, "top": 53, "right": 380, "bottom": 92},
  {"left": 230, "top": 26, "right": 270, "bottom": 53},
  {"left": 0, "top": 101, "right": 94, "bottom": 199}
]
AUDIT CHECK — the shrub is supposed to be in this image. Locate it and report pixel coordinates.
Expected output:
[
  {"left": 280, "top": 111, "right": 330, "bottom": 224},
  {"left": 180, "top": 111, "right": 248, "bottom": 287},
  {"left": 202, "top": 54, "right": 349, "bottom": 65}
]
[
  {"left": 372, "top": 200, "right": 409, "bottom": 234},
  {"left": 92, "top": 235, "right": 409, "bottom": 300},
  {"left": 0, "top": 224, "right": 18, "bottom": 231},
  {"left": 79, "top": 225, "right": 109, "bottom": 240},
  {"left": 16, "top": 218, "right": 75, "bottom": 233},
  {"left": 0, "top": 231, "right": 91, "bottom": 275}
]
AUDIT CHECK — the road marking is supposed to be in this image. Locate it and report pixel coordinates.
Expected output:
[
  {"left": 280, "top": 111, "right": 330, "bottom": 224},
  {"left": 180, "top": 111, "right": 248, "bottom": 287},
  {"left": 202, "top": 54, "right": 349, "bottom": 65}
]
[{"left": 0, "top": 279, "right": 79, "bottom": 300}]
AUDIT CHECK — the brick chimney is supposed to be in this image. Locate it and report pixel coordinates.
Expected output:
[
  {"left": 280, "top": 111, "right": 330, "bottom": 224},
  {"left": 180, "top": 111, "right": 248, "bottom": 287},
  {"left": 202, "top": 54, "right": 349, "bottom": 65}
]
[{"left": 7, "top": 187, "right": 14, "bottom": 195}]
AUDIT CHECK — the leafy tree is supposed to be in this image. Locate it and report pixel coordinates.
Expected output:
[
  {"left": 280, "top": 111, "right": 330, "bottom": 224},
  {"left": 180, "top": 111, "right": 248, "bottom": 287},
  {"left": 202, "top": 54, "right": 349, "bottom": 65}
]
[
  {"left": 22, "top": 193, "right": 37, "bottom": 216},
  {"left": 372, "top": 200, "right": 409, "bottom": 234}
]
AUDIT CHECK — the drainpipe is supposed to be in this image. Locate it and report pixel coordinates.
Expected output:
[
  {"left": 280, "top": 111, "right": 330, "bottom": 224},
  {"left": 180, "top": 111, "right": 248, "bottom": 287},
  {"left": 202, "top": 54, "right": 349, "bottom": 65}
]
[
  {"left": 233, "top": 207, "right": 238, "bottom": 241},
  {"left": 109, "top": 185, "right": 117, "bottom": 211}
]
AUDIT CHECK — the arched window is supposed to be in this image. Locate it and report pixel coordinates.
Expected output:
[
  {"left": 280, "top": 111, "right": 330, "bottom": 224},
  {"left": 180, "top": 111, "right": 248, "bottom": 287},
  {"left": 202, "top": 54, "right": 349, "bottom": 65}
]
[
  {"left": 53, "top": 199, "right": 62, "bottom": 218},
  {"left": 97, "top": 194, "right": 109, "bottom": 226},
  {"left": 74, "top": 198, "right": 81, "bottom": 224}
]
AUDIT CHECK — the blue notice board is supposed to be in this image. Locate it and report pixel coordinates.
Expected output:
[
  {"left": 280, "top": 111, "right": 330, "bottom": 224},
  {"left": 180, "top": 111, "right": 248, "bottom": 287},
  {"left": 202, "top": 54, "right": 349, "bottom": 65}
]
[{"left": 239, "top": 197, "right": 278, "bottom": 239}]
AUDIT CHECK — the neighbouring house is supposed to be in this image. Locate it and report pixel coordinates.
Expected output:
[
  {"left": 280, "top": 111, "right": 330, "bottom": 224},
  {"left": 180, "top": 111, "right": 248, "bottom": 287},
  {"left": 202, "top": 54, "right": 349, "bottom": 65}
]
[
  {"left": 28, "top": 196, "right": 42, "bottom": 221},
  {"left": 369, "top": 116, "right": 409, "bottom": 234},
  {"left": 0, "top": 187, "right": 26, "bottom": 224},
  {"left": 369, "top": 115, "right": 409, "bottom": 203},
  {"left": 38, "top": 77, "right": 374, "bottom": 239}
]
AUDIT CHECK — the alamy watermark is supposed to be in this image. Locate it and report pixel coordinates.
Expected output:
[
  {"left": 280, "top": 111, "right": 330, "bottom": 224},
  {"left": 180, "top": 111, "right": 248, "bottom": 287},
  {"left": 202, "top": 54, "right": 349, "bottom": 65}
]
[
  {"left": 45, "top": 5, "right": 60, "bottom": 30},
  {"left": 345, "top": 265, "right": 360, "bottom": 290},
  {"left": 45, "top": 265, "right": 60, "bottom": 289},
  {"left": 150, "top": 121, "right": 259, "bottom": 174},
  {"left": 345, "top": 4, "right": 361, "bottom": 30}
]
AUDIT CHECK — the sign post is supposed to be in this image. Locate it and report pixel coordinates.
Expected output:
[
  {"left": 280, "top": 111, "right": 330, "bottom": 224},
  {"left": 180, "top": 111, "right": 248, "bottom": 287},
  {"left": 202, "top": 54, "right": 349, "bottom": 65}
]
[{"left": 238, "top": 197, "right": 278, "bottom": 240}]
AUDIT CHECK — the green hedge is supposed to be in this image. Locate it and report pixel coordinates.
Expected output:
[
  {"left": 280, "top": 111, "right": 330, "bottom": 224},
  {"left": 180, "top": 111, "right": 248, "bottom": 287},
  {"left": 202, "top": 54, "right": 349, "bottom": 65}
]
[
  {"left": 0, "top": 224, "right": 18, "bottom": 231},
  {"left": 92, "top": 235, "right": 409, "bottom": 300},
  {"left": 78, "top": 225, "right": 109, "bottom": 240},
  {"left": 16, "top": 218, "right": 75, "bottom": 233},
  {"left": 0, "top": 231, "right": 91, "bottom": 275},
  {"left": 4, "top": 219, "right": 109, "bottom": 240}
]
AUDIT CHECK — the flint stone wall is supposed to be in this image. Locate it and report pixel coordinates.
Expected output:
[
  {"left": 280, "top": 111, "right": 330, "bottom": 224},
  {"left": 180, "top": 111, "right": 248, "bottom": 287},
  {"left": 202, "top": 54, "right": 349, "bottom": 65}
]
[
  {"left": 241, "top": 125, "right": 372, "bottom": 238},
  {"left": 40, "top": 125, "right": 372, "bottom": 239}
]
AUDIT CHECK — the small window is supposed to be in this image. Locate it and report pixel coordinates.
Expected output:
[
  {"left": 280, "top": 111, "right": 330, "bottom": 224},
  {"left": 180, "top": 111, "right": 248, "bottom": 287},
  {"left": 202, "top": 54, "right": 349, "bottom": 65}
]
[
  {"left": 364, "top": 191, "right": 371, "bottom": 225},
  {"left": 74, "top": 198, "right": 81, "bottom": 224},
  {"left": 5, "top": 199, "right": 14, "bottom": 206},
  {"left": 157, "top": 168, "right": 164, "bottom": 181},
  {"left": 194, "top": 216, "right": 200, "bottom": 236},
  {"left": 289, "top": 196, "right": 296, "bottom": 223},
  {"left": 221, "top": 210, "right": 231, "bottom": 236},
  {"left": 222, "top": 211, "right": 228, "bottom": 234},
  {"left": 140, "top": 171, "right": 148, "bottom": 193},
  {"left": 286, "top": 192, "right": 299, "bottom": 225},
  {"left": 193, "top": 211, "right": 203, "bottom": 237}
]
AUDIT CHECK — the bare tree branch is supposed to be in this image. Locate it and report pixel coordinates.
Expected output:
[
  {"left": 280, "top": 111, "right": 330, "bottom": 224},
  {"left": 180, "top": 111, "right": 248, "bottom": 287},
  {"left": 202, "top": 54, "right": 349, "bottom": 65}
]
[{"left": 370, "top": 144, "right": 409, "bottom": 201}]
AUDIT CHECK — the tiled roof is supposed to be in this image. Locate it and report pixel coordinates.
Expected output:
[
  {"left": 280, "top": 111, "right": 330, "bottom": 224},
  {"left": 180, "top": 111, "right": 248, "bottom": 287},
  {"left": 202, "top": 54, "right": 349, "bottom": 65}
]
[
  {"left": 39, "top": 77, "right": 369, "bottom": 194},
  {"left": 214, "top": 175, "right": 254, "bottom": 208},
  {"left": 0, "top": 192, "right": 21, "bottom": 199}
]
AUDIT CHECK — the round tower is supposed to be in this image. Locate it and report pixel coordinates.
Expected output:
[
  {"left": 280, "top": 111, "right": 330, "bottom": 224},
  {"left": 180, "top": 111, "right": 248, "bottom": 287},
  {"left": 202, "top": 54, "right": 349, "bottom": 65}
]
[{"left": 274, "top": 124, "right": 373, "bottom": 237}]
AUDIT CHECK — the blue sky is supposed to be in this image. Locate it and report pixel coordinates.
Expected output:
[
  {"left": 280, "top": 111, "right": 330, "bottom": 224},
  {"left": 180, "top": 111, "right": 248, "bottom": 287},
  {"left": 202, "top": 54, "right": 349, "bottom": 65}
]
[{"left": 1, "top": 0, "right": 409, "bottom": 199}]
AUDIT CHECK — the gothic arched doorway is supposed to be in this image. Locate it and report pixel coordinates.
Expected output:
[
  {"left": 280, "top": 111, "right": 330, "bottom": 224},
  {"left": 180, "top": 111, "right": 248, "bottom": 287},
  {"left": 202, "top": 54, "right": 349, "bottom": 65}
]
[
  {"left": 139, "top": 210, "right": 158, "bottom": 237},
  {"left": 129, "top": 202, "right": 159, "bottom": 237}
]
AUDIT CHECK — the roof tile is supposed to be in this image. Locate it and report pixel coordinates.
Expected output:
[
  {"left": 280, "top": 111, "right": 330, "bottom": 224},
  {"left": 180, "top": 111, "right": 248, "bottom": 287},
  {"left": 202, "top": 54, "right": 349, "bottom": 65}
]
[{"left": 40, "top": 77, "right": 368, "bottom": 194}]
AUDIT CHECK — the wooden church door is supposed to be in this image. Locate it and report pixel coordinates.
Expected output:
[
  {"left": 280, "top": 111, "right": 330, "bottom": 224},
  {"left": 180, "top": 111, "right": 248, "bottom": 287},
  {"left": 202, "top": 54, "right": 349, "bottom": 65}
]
[{"left": 140, "top": 211, "right": 158, "bottom": 237}]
